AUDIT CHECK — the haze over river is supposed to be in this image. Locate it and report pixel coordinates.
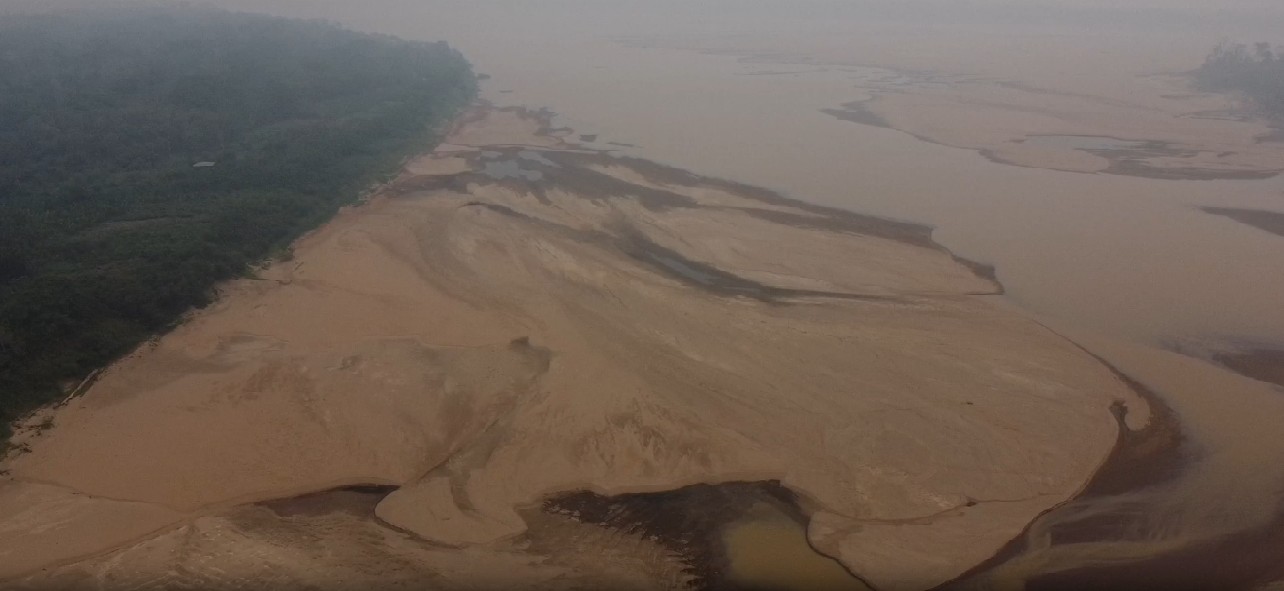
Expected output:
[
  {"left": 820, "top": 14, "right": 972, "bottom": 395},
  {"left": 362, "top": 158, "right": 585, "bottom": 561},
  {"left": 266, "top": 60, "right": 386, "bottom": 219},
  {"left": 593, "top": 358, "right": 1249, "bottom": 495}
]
[{"left": 125, "top": 0, "right": 1284, "bottom": 587}]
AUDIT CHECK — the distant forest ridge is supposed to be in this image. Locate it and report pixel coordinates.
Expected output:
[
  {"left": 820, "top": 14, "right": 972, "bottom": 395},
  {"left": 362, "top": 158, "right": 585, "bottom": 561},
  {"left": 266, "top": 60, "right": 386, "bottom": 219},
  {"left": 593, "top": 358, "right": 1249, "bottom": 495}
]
[
  {"left": 1194, "top": 41, "right": 1284, "bottom": 119},
  {"left": 0, "top": 6, "right": 477, "bottom": 440}
]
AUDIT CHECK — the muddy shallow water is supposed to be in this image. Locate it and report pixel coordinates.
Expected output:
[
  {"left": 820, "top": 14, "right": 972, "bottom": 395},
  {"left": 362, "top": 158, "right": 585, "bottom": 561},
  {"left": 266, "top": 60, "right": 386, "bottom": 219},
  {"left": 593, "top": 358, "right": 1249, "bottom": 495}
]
[{"left": 546, "top": 481, "right": 873, "bottom": 591}]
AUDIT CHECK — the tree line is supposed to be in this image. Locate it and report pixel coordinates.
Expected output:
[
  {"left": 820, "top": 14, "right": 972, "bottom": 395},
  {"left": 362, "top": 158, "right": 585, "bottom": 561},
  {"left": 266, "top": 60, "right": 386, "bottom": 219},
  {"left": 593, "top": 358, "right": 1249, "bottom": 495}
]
[
  {"left": 1194, "top": 41, "right": 1284, "bottom": 119},
  {"left": 0, "top": 6, "right": 476, "bottom": 440}
]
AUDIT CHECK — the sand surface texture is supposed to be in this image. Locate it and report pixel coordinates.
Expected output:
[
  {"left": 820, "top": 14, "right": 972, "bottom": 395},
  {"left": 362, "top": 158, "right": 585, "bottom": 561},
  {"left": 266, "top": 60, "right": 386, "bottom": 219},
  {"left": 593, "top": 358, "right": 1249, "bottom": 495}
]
[{"left": 1, "top": 107, "right": 1140, "bottom": 591}]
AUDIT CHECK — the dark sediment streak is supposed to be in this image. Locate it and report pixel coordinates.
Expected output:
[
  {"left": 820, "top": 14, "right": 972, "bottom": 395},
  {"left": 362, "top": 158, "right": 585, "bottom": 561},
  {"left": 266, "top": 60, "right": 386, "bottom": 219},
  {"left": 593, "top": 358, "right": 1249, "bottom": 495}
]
[
  {"left": 1213, "top": 348, "right": 1284, "bottom": 390},
  {"left": 821, "top": 99, "right": 892, "bottom": 129},
  {"left": 484, "top": 104, "right": 1003, "bottom": 285},
  {"left": 1024, "top": 504, "right": 1284, "bottom": 591},
  {"left": 1256, "top": 126, "right": 1284, "bottom": 144},
  {"left": 462, "top": 193, "right": 904, "bottom": 304},
  {"left": 944, "top": 345, "right": 1283, "bottom": 590},
  {"left": 1064, "top": 363, "right": 1185, "bottom": 499},
  {"left": 822, "top": 104, "right": 1282, "bottom": 181},
  {"left": 395, "top": 126, "right": 1002, "bottom": 297},
  {"left": 613, "top": 224, "right": 900, "bottom": 303},
  {"left": 935, "top": 356, "right": 1189, "bottom": 590},
  {"left": 1202, "top": 206, "right": 1284, "bottom": 240},
  {"left": 555, "top": 149, "right": 1007, "bottom": 293}
]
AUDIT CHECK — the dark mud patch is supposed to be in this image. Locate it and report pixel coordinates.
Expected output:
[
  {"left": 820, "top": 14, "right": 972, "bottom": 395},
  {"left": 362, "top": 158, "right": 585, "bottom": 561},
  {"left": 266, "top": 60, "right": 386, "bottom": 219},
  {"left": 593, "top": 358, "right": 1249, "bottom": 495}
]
[
  {"left": 433, "top": 136, "right": 997, "bottom": 298},
  {"left": 1202, "top": 206, "right": 1284, "bottom": 239},
  {"left": 463, "top": 151, "right": 698, "bottom": 212},
  {"left": 1025, "top": 503, "right": 1284, "bottom": 591},
  {"left": 1104, "top": 156, "right": 1281, "bottom": 182},
  {"left": 1017, "top": 135, "right": 1279, "bottom": 181},
  {"left": 1004, "top": 137, "right": 1279, "bottom": 180},
  {"left": 822, "top": 102, "right": 1281, "bottom": 180},
  {"left": 615, "top": 224, "right": 899, "bottom": 303},
  {"left": 1068, "top": 364, "right": 1185, "bottom": 499},
  {"left": 412, "top": 106, "right": 1002, "bottom": 296},
  {"left": 936, "top": 356, "right": 1189, "bottom": 590},
  {"left": 720, "top": 206, "right": 932, "bottom": 249},
  {"left": 1255, "top": 126, "right": 1284, "bottom": 144},
  {"left": 466, "top": 199, "right": 901, "bottom": 304},
  {"left": 259, "top": 484, "right": 397, "bottom": 518},
  {"left": 543, "top": 480, "right": 870, "bottom": 591},
  {"left": 1213, "top": 348, "right": 1284, "bottom": 390},
  {"left": 448, "top": 104, "right": 1001, "bottom": 291},
  {"left": 820, "top": 100, "right": 891, "bottom": 129},
  {"left": 557, "top": 150, "right": 945, "bottom": 252}
]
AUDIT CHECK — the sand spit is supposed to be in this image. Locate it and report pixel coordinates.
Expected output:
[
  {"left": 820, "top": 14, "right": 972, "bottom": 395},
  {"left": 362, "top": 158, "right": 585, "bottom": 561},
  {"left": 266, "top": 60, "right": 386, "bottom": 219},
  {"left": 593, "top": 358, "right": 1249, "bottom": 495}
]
[
  {"left": 936, "top": 358, "right": 1187, "bottom": 590},
  {"left": 1, "top": 106, "right": 1141, "bottom": 590},
  {"left": 820, "top": 86, "right": 1284, "bottom": 181},
  {"left": 1202, "top": 206, "right": 1284, "bottom": 240},
  {"left": 1213, "top": 349, "right": 1284, "bottom": 391},
  {"left": 942, "top": 329, "right": 1284, "bottom": 591}
]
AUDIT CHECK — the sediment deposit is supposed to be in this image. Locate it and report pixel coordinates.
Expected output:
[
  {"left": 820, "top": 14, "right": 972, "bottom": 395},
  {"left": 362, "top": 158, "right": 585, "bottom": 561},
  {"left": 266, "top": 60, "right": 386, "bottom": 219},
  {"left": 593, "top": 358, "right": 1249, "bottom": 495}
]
[{"left": 1, "top": 107, "right": 1144, "bottom": 590}]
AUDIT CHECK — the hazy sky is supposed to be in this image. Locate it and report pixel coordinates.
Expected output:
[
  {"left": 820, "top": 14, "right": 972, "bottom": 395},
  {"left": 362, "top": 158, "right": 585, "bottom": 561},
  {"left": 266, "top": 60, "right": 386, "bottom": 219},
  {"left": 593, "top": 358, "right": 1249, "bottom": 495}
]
[{"left": 8, "top": 0, "right": 1282, "bottom": 42}]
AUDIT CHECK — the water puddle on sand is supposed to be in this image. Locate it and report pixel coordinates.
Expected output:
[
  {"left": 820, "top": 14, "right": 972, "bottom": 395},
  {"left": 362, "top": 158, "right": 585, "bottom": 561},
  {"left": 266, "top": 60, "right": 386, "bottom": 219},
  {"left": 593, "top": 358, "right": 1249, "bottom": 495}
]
[
  {"left": 258, "top": 484, "right": 397, "bottom": 518},
  {"left": 722, "top": 503, "right": 872, "bottom": 591},
  {"left": 544, "top": 481, "right": 870, "bottom": 590},
  {"left": 645, "top": 252, "right": 722, "bottom": 287},
  {"left": 479, "top": 159, "right": 544, "bottom": 181}
]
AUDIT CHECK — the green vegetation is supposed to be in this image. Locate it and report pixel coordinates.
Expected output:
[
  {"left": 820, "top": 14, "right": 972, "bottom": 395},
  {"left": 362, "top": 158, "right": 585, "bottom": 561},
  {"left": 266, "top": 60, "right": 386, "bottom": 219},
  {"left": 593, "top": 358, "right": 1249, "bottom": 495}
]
[
  {"left": 0, "top": 7, "right": 476, "bottom": 437},
  {"left": 1194, "top": 42, "right": 1284, "bottom": 119}
]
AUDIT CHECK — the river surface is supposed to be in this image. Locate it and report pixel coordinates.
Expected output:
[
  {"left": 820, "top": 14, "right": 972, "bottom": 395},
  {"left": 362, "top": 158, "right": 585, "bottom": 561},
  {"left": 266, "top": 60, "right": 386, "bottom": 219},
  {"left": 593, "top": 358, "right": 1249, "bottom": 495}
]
[{"left": 214, "top": 1, "right": 1284, "bottom": 587}]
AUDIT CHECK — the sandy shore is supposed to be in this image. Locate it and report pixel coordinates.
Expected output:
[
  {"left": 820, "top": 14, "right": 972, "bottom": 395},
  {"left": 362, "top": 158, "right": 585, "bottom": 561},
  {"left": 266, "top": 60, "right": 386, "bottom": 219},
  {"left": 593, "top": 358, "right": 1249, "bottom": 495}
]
[
  {"left": 1202, "top": 207, "right": 1284, "bottom": 240},
  {"left": 0, "top": 105, "right": 1144, "bottom": 590}
]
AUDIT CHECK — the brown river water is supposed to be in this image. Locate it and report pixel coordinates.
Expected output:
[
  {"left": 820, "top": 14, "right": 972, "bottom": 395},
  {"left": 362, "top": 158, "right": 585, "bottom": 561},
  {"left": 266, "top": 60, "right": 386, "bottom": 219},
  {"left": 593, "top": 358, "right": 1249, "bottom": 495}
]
[{"left": 209, "top": 1, "right": 1284, "bottom": 588}]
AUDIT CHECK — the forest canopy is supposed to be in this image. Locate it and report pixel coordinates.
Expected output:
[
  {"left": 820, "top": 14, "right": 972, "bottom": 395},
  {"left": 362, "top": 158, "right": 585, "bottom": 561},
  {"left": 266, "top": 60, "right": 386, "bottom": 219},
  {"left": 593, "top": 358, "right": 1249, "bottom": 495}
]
[
  {"left": 0, "top": 6, "right": 476, "bottom": 439},
  {"left": 1193, "top": 41, "right": 1284, "bottom": 119}
]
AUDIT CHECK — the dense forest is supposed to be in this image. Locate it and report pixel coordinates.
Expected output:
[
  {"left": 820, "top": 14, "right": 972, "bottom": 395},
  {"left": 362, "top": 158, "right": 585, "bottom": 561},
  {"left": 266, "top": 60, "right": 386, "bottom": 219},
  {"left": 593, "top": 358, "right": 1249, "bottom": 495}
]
[
  {"left": 0, "top": 7, "right": 476, "bottom": 439},
  {"left": 1194, "top": 41, "right": 1284, "bottom": 119}
]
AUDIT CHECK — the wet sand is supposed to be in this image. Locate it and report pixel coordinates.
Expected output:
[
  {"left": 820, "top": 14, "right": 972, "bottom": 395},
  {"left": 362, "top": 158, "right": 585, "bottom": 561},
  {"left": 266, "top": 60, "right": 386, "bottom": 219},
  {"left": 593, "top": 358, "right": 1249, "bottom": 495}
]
[
  {"left": 1202, "top": 207, "right": 1284, "bottom": 239},
  {"left": 1213, "top": 349, "right": 1284, "bottom": 390},
  {"left": 258, "top": 484, "right": 397, "bottom": 519},
  {"left": 1023, "top": 505, "right": 1284, "bottom": 591}
]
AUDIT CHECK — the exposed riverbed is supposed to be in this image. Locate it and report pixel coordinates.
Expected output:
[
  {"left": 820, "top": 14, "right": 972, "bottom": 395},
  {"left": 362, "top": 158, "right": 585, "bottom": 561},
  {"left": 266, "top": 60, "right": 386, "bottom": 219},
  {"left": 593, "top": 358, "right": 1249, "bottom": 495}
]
[{"left": 9, "top": 1, "right": 1284, "bottom": 589}]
